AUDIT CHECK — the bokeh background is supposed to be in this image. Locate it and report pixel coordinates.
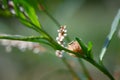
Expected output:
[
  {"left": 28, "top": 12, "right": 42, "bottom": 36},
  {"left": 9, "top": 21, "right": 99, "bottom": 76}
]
[{"left": 0, "top": 0, "right": 120, "bottom": 80}]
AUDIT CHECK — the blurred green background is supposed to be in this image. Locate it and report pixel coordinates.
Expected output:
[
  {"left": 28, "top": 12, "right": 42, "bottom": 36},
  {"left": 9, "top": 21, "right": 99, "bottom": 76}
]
[{"left": 0, "top": 0, "right": 120, "bottom": 80}]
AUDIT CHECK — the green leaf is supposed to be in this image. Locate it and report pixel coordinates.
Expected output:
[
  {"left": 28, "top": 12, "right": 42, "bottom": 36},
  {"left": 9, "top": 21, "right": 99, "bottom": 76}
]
[
  {"left": 0, "top": 35, "right": 52, "bottom": 46},
  {"left": 87, "top": 42, "right": 92, "bottom": 53},
  {"left": 22, "top": 1, "right": 41, "bottom": 28},
  {"left": 76, "top": 37, "right": 93, "bottom": 59},
  {"left": 12, "top": 0, "right": 41, "bottom": 28},
  {"left": 2, "top": 0, "right": 8, "bottom": 8},
  {"left": 75, "top": 37, "right": 87, "bottom": 54},
  {"left": 87, "top": 42, "right": 93, "bottom": 59},
  {"left": 99, "top": 9, "right": 120, "bottom": 61}
]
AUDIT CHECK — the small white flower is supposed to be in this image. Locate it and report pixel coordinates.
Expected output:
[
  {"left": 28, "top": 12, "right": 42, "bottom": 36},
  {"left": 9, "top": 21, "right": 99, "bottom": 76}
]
[
  {"left": 10, "top": 9, "right": 16, "bottom": 14},
  {"left": 63, "top": 29, "right": 67, "bottom": 33},
  {"left": 19, "top": 6, "right": 24, "bottom": 12},
  {"left": 64, "top": 33, "right": 67, "bottom": 37},
  {"left": 56, "top": 37, "right": 59, "bottom": 41},
  {"left": 11, "top": 41, "right": 19, "bottom": 47},
  {"left": 55, "top": 50, "right": 63, "bottom": 58},
  {"left": 8, "top": 1, "right": 14, "bottom": 7},
  {"left": 17, "top": 41, "right": 27, "bottom": 51},
  {"left": 59, "top": 36, "right": 64, "bottom": 42},
  {"left": 57, "top": 30, "right": 60, "bottom": 32},
  {"left": 55, "top": 25, "right": 67, "bottom": 57}
]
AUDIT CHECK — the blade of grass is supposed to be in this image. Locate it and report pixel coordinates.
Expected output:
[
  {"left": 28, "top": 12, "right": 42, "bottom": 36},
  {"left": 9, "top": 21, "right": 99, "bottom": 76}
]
[{"left": 99, "top": 9, "right": 120, "bottom": 61}]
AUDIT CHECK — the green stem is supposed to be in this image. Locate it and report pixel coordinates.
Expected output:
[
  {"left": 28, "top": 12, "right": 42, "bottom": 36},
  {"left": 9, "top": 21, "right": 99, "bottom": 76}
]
[
  {"left": 43, "top": 32, "right": 114, "bottom": 80},
  {"left": 38, "top": 5, "right": 82, "bottom": 80},
  {"left": 83, "top": 57, "right": 115, "bottom": 80},
  {"left": 17, "top": 16, "right": 54, "bottom": 41},
  {"left": 62, "top": 57, "right": 81, "bottom": 80},
  {"left": 0, "top": 35, "right": 43, "bottom": 41},
  {"left": 57, "top": 46, "right": 114, "bottom": 80},
  {"left": 43, "top": 8, "right": 71, "bottom": 42},
  {"left": 43, "top": 9, "right": 61, "bottom": 27},
  {"left": 15, "top": 4, "right": 114, "bottom": 80},
  {"left": 42, "top": 8, "right": 91, "bottom": 80},
  {"left": 0, "top": 35, "right": 53, "bottom": 47},
  {"left": 41, "top": 10, "right": 82, "bottom": 79}
]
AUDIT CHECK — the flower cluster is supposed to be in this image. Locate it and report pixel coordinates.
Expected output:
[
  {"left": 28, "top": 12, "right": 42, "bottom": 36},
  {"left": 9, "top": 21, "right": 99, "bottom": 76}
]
[
  {"left": 8, "top": 0, "right": 16, "bottom": 15},
  {"left": 0, "top": 34, "right": 46, "bottom": 54},
  {"left": 56, "top": 25, "right": 67, "bottom": 57},
  {"left": 0, "top": 0, "right": 28, "bottom": 17}
]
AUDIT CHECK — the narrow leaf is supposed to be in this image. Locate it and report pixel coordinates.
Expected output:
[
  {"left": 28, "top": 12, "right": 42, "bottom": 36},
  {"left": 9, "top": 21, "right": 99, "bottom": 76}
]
[
  {"left": 87, "top": 42, "right": 92, "bottom": 52},
  {"left": 21, "top": 1, "right": 41, "bottom": 28},
  {"left": 87, "top": 42, "right": 93, "bottom": 59},
  {"left": 75, "top": 37, "right": 87, "bottom": 54},
  {"left": 12, "top": 0, "right": 41, "bottom": 28},
  {"left": 99, "top": 9, "right": 120, "bottom": 61}
]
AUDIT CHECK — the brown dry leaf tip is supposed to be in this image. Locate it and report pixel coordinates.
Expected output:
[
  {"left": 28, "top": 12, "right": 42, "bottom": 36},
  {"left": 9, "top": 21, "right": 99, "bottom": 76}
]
[
  {"left": 67, "top": 41, "right": 82, "bottom": 57},
  {"left": 55, "top": 25, "right": 67, "bottom": 57}
]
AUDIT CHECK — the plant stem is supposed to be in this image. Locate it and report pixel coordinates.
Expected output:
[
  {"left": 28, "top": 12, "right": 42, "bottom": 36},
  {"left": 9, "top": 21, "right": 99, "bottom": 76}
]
[
  {"left": 43, "top": 9, "right": 61, "bottom": 27},
  {"left": 28, "top": 11, "right": 115, "bottom": 80},
  {"left": 62, "top": 57, "right": 81, "bottom": 80},
  {"left": 58, "top": 46, "right": 114, "bottom": 80},
  {"left": 38, "top": 5, "right": 83, "bottom": 80},
  {"left": 83, "top": 57, "right": 115, "bottom": 80},
  {"left": 45, "top": 32, "right": 114, "bottom": 80},
  {"left": 38, "top": 4, "right": 114, "bottom": 80},
  {"left": 42, "top": 7, "right": 92, "bottom": 80},
  {"left": 0, "top": 35, "right": 54, "bottom": 47},
  {"left": 43, "top": 8, "right": 71, "bottom": 42}
]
